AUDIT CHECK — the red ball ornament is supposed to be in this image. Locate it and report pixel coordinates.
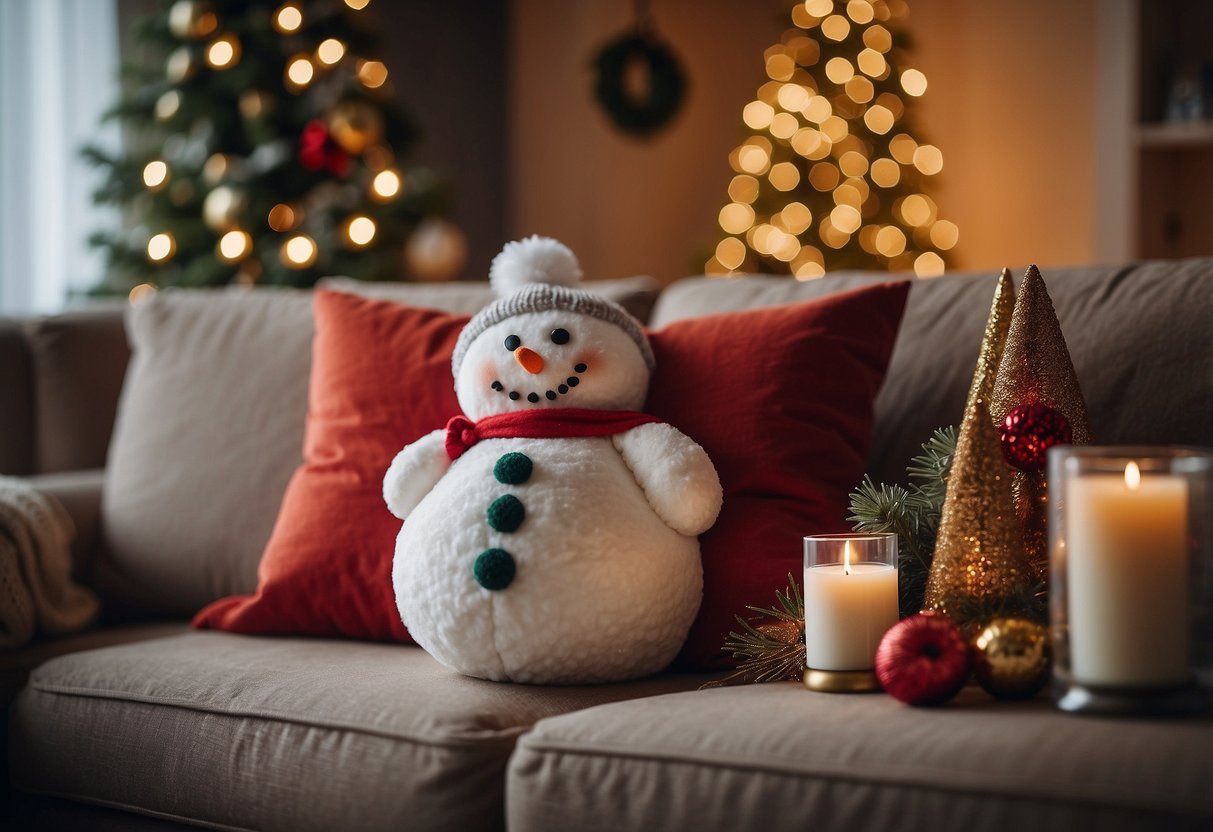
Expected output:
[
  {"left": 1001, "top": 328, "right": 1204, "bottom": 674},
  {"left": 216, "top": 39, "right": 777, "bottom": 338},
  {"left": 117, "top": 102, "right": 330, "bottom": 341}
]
[
  {"left": 998, "top": 402, "right": 1072, "bottom": 472},
  {"left": 875, "top": 612, "right": 973, "bottom": 706},
  {"left": 298, "top": 119, "right": 351, "bottom": 177}
]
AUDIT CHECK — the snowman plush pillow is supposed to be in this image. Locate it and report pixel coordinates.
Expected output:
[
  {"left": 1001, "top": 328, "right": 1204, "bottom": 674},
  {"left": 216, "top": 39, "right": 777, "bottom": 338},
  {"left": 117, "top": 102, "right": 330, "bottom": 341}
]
[{"left": 383, "top": 236, "right": 723, "bottom": 684}]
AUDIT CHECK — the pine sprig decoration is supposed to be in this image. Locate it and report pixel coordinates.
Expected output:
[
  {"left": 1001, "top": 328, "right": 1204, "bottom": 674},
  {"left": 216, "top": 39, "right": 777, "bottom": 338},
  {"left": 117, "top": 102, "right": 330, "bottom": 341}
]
[
  {"left": 848, "top": 426, "right": 956, "bottom": 616},
  {"left": 701, "top": 575, "right": 806, "bottom": 689}
]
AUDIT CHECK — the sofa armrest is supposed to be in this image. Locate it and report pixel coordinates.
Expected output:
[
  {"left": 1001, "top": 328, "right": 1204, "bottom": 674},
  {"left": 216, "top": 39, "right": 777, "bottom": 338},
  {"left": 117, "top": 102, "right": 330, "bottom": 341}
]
[
  {"left": 21, "top": 469, "right": 105, "bottom": 583},
  {"left": 0, "top": 319, "right": 35, "bottom": 475}
]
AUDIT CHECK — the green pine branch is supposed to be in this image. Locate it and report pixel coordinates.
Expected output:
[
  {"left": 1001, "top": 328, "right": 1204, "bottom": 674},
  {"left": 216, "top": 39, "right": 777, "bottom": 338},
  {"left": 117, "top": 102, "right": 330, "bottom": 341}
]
[
  {"left": 701, "top": 574, "right": 806, "bottom": 688},
  {"left": 848, "top": 425, "right": 956, "bottom": 616}
]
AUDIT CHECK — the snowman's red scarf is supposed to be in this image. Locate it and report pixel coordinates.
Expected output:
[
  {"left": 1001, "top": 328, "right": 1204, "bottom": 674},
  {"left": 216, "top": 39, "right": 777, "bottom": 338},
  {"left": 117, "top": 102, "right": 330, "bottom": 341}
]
[{"left": 444, "top": 408, "right": 662, "bottom": 461}]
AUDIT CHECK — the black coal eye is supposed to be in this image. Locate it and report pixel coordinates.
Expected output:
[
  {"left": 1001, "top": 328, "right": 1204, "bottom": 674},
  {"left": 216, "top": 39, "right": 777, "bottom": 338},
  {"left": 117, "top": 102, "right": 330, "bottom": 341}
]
[
  {"left": 550, "top": 328, "right": 570, "bottom": 345},
  {"left": 504, "top": 335, "right": 521, "bottom": 351}
]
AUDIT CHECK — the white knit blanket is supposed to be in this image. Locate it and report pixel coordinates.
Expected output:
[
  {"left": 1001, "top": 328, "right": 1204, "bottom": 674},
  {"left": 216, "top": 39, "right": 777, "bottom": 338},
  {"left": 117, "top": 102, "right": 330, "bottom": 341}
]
[{"left": 0, "top": 476, "right": 99, "bottom": 649}]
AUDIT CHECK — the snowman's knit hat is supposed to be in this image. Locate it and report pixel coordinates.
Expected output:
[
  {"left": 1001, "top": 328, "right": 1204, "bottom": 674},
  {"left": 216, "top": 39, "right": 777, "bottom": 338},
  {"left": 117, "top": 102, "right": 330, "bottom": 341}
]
[
  {"left": 452, "top": 283, "right": 655, "bottom": 377},
  {"left": 452, "top": 236, "right": 655, "bottom": 377}
]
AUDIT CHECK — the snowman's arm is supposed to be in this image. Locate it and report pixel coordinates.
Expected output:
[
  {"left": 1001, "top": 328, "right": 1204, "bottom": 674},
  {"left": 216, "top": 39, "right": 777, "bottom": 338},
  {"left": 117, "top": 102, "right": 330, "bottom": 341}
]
[
  {"left": 613, "top": 423, "right": 723, "bottom": 537},
  {"left": 383, "top": 428, "right": 451, "bottom": 520}
]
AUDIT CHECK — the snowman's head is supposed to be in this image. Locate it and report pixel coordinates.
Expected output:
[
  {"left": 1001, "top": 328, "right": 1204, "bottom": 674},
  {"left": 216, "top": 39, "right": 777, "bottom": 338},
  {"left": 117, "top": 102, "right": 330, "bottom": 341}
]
[{"left": 452, "top": 237, "right": 654, "bottom": 421}]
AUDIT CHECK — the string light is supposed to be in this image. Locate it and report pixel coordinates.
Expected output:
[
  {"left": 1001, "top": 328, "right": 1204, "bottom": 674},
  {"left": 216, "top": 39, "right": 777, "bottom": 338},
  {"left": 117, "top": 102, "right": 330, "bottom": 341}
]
[
  {"left": 280, "top": 234, "right": 317, "bottom": 268},
  {"left": 821, "top": 14, "right": 851, "bottom": 41},
  {"left": 217, "top": 230, "right": 252, "bottom": 262},
  {"left": 912, "top": 144, "right": 944, "bottom": 175},
  {"left": 143, "top": 160, "right": 169, "bottom": 190},
  {"left": 743, "top": 101, "right": 775, "bottom": 130},
  {"left": 274, "top": 3, "right": 302, "bottom": 33},
  {"left": 914, "top": 251, "right": 945, "bottom": 277},
  {"left": 344, "top": 215, "right": 377, "bottom": 247},
  {"left": 205, "top": 34, "right": 240, "bottom": 69},
  {"left": 371, "top": 169, "right": 401, "bottom": 201},
  {"left": 147, "top": 232, "right": 176, "bottom": 263},
  {"left": 317, "top": 38, "right": 346, "bottom": 66},
  {"left": 901, "top": 68, "right": 928, "bottom": 97},
  {"left": 356, "top": 60, "right": 388, "bottom": 89},
  {"left": 715, "top": 237, "right": 746, "bottom": 270},
  {"left": 286, "top": 55, "right": 315, "bottom": 88},
  {"left": 719, "top": 203, "right": 755, "bottom": 235},
  {"left": 128, "top": 283, "right": 157, "bottom": 305},
  {"left": 344, "top": 0, "right": 371, "bottom": 9}
]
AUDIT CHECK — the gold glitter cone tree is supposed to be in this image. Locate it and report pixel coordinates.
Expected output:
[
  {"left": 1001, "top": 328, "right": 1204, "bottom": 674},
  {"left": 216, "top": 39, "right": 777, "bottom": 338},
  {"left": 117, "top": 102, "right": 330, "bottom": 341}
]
[
  {"left": 923, "top": 396, "right": 1035, "bottom": 631},
  {"left": 704, "top": 0, "right": 958, "bottom": 279},
  {"left": 990, "top": 265, "right": 1091, "bottom": 582},
  {"left": 963, "top": 268, "right": 1015, "bottom": 416}
]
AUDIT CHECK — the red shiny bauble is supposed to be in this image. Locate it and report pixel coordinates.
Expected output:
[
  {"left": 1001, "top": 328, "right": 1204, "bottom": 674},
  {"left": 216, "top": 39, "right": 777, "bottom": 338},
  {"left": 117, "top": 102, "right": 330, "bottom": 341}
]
[
  {"left": 998, "top": 402, "right": 1072, "bottom": 472},
  {"left": 875, "top": 612, "right": 973, "bottom": 706}
]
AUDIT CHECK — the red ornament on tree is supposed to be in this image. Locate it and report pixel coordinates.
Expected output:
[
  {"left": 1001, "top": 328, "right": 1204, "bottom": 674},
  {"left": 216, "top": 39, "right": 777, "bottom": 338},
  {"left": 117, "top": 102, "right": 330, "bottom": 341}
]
[
  {"left": 875, "top": 612, "right": 973, "bottom": 706},
  {"left": 298, "top": 119, "right": 351, "bottom": 177},
  {"left": 998, "top": 402, "right": 1072, "bottom": 472}
]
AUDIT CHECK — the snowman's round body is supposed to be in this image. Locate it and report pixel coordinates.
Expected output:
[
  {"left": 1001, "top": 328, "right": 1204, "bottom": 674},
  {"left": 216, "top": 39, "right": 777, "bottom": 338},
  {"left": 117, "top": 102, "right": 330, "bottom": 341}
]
[
  {"left": 392, "top": 434, "right": 702, "bottom": 683},
  {"left": 384, "top": 235, "right": 721, "bottom": 684}
]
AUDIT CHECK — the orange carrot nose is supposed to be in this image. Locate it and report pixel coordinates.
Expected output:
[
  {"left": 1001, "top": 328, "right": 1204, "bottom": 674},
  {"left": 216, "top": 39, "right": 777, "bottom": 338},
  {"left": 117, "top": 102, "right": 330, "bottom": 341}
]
[{"left": 514, "top": 346, "right": 545, "bottom": 374}]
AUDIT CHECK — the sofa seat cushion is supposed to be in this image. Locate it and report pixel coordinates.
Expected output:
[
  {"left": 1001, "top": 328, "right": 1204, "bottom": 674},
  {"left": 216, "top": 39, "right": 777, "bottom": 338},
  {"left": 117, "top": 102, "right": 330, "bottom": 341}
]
[
  {"left": 9, "top": 631, "right": 710, "bottom": 832},
  {"left": 506, "top": 683, "right": 1213, "bottom": 832}
]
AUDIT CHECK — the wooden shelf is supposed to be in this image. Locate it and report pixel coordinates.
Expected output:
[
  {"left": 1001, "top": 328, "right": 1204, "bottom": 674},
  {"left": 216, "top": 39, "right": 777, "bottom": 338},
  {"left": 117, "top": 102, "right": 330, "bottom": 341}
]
[{"left": 1137, "top": 120, "right": 1213, "bottom": 148}]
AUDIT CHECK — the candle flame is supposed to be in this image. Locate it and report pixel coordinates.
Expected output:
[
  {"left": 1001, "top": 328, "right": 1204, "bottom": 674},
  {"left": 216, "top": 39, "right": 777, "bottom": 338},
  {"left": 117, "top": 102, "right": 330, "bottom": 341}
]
[
  {"left": 843, "top": 540, "right": 852, "bottom": 575},
  {"left": 1125, "top": 461, "right": 1141, "bottom": 490}
]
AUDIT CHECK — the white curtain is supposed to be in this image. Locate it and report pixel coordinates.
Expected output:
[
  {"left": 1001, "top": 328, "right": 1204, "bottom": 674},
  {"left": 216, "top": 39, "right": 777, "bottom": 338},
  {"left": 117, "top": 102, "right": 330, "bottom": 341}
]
[{"left": 0, "top": 0, "right": 120, "bottom": 314}]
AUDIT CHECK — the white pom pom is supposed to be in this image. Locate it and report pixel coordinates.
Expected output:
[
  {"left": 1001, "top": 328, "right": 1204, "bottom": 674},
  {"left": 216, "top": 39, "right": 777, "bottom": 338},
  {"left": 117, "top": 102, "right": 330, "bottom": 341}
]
[{"left": 489, "top": 235, "right": 582, "bottom": 295}]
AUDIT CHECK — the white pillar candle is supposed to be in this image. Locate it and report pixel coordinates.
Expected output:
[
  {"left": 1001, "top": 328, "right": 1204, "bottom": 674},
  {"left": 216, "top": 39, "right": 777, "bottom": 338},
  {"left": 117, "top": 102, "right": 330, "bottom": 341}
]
[
  {"left": 804, "top": 541, "right": 899, "bottom": 671},
  {"left": 1066, "top": 461, "right": 1189, "bottom": 687}
]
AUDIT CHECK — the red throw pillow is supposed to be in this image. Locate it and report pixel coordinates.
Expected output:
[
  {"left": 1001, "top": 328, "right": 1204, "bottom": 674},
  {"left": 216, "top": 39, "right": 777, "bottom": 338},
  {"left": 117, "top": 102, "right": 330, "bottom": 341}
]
[
  {"left": 196, "top": 281, "right": 909, "bottom": 672},
  {"left": 645, "top": 281, "right": 910, "bottom": 668},
  {"left": 193, "top": 289, "right": 467, "bottom": 640}
]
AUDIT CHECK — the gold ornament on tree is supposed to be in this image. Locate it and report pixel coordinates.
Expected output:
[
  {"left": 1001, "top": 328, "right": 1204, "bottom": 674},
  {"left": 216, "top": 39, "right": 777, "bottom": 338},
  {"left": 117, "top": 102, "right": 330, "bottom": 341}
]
[
  {"left": 990, "top": 265, "right": 1091, "bottom": 582},
  {"left": 405, "top": 218, "right": 469, "bottom": 281},
  {"left": 328, "top": 100, "right": 385, "bottom": 156},
  {"left": 922, "top": 394, "right": 1035, "bottom": 632}
]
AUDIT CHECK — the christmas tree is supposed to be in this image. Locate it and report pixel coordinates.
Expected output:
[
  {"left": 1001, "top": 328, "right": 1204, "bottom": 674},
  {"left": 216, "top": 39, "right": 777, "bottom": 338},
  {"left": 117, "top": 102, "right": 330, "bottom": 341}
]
[
  {"left": 706, "top": 0, "right": 956, "bottom": 279},
  {"left": 84, "top": 0, "right": 465, "bottom": 295}
]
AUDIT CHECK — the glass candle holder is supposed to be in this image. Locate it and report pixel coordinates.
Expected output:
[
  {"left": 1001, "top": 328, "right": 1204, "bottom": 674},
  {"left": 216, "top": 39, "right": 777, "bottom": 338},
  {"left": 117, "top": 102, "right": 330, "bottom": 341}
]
[
  {"left": 1048, "top": 447, "right": 1213, "bottom": 715},
  {"left": 803, "top": 533, "right": 899, "bottom": 693}
]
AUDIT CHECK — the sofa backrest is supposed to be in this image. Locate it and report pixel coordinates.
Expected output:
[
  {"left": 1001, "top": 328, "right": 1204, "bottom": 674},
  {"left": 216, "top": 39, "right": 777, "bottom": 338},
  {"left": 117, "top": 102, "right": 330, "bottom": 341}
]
[{"left": 651, "top": 257, "right": 1213, "bottom": 487}]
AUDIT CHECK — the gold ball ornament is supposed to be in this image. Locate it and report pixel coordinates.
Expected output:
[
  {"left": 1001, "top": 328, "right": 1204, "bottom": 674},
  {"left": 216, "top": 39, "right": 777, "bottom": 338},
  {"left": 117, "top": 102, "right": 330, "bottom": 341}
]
[
  {"left": 168, "top": 1, "right": 218, "bottom": 40},
  {"left": 202, "top": 185, "right": 247, "bottom": 231},
  {"left": 327, "top": 100, "right": 384, "bottom": 155},
  {"left": 404, "top": 218, "right": 468, "bottom": 281},
  {"left": 973, "top": 617, "right": 1050, "bottom": 700}
]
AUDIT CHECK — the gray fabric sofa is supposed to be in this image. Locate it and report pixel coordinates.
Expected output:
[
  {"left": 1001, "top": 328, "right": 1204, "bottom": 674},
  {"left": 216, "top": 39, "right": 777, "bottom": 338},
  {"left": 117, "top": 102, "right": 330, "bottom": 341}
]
[{"left": 3, "top": 260, "right": 1212, "bottom": 831}]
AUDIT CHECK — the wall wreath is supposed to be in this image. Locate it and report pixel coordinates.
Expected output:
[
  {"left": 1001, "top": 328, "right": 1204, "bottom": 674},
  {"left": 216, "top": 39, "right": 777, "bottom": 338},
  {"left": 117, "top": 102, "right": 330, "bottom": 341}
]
[{"left": 591, "top": 9, "right": 686, "bottom": 138}]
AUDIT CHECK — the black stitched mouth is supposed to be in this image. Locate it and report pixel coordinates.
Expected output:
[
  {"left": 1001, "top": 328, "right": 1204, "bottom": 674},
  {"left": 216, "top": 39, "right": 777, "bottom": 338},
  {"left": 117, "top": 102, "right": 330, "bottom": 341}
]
[{"left": 493, "top": 361, "right": 587, "bottom": 402}]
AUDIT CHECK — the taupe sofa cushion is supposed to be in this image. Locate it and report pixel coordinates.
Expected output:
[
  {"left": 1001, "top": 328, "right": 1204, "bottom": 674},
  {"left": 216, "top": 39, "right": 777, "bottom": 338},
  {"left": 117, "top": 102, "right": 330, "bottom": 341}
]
[
  {"left": 9, "top": 632, "right": 708, "bottom": 832},
  {"left": 101, "top": 288, "right": 316, "bottom": 616},
  {"left": 652, "top": 258, "right": 1213, "bottom": 487},
  {"left": 507, "top": 683, "right": 1213, "bottom": 832}
]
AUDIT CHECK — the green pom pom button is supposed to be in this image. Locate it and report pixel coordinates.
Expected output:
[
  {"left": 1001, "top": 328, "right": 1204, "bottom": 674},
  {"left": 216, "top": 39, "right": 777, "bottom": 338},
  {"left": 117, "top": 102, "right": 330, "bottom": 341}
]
[
  {"left": 494, "top": 452, "right": 533, "bottom": 485},
  {"left": 487, "top": 494, "right": 525, "bottom": 532},
  {"left": 473, "top": 548, "right": 516, "bottom": 591}
]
